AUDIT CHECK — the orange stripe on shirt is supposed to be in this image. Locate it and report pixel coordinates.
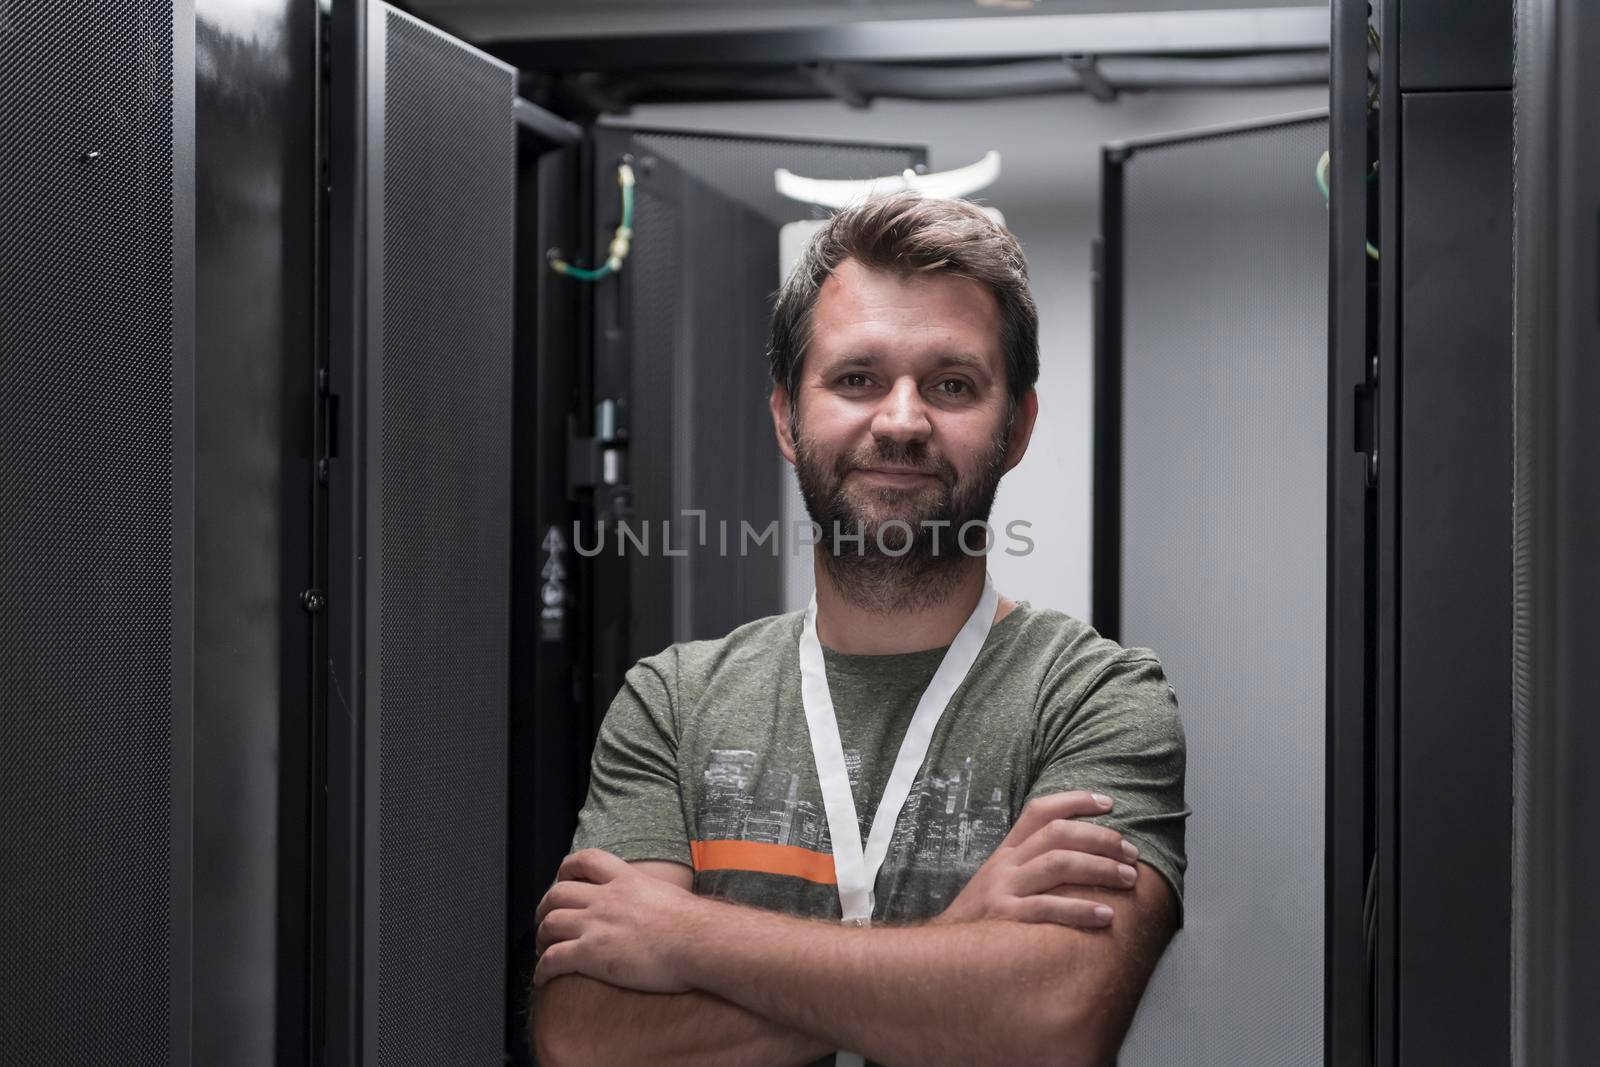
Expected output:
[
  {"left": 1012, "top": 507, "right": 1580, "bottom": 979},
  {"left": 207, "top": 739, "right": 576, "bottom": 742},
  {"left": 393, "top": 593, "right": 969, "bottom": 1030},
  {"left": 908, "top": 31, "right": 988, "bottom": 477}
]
[{"left": 690, "top": 839, "right": 838, "bottom": 885}]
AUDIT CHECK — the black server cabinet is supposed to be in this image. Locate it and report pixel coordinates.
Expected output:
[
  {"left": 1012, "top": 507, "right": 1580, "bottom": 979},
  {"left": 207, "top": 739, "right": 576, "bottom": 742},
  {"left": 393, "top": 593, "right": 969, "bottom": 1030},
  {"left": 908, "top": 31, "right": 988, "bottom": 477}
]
[
  {"left": 1397, "top": 0, "right": 1512, "bottom": 90},
  {"left": 1, "top": 1, "right": 195, "bottom": 1063},
  {"left": 506, "top": 129, "right": 586, "bottom": 1063},
  {"left": 1511, "top": 0, "right": 1600, "bottom": 1060},
  {"left": 1390, "top": 89, "right": 1513, "bottom": 1065},
  {"left": 1370, "top": 1, "right": 1515, "bottom": 1063},
  {"left": 325, "top": 2, "right": 517, "bottom": 1064},
  {"left": 586, "top": 128, "right": 785, "bottom": 681},
  {"left": 1324, "top": 2, "right": 1374, "bottom": 1062}
]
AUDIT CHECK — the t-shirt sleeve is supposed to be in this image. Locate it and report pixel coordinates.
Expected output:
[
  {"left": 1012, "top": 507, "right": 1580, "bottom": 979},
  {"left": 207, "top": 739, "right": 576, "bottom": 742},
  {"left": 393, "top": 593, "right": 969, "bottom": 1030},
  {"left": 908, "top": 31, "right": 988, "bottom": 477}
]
[
  {"left": 568, "top": 653, "right": 694, "bottom": 868},
  {"left": 1026, "top": 651, "right": 1191, "bottom": 927}
]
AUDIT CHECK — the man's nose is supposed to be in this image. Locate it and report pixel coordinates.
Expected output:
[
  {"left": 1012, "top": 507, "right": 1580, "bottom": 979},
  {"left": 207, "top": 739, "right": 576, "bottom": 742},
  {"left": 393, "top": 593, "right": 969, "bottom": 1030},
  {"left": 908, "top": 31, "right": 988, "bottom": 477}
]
[{"left": 870, "top": 377, "right": 933, "bottom": 445}]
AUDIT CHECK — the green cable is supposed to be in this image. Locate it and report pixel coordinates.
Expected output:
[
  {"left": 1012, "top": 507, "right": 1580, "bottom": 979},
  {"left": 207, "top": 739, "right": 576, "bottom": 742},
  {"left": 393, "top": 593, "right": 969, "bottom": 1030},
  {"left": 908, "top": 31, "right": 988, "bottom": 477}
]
[
  {"left": 1318, "top": 150, "right": 1380, "bottom": 262},
  {"left": 551, "top": 163, "right": 635, "bottom": 281}
]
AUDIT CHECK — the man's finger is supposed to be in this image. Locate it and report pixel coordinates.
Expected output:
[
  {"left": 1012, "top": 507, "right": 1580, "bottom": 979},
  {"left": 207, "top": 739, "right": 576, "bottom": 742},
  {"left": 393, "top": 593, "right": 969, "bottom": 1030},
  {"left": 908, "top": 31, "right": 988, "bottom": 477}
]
[
  {"left": 532, "top": 940, "right": 581, "bottom": 987},
  {"left": 1007, "top": 892, "right": 1115, "bottom": 929},
  {"left": 534, "top": 878, "right": 597, "bottom": 926},
  {"left": 534, "top": 908, "right": 585, "bottom": 956},
  {"left": 1010, "top": 848, "right": 1137, "bottom": 896},
  {"left": 556, "top": 848, "right": 625, "bottom": 884},
  {"left": 1009, "top": 817, "right": 1134, "bottom": 867},
  {"left": 1001, "top": 791, "right": 1113, "bottom": 850}
]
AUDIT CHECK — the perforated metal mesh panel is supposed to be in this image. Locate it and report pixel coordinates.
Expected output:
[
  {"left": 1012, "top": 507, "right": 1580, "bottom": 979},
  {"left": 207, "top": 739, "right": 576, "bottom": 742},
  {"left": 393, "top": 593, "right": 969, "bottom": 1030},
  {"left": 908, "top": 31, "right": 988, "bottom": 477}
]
[
  {"left": 373, "top": 10, "right": 514, "bottom": 1065},
  {"left": 0, "top": 1, "right": 183, "bottom": 1063},
  {"left": 1112, "top": 116, "right": 1328, "bottom": 1065},
  {"left": 628, "top": 129, "right": 922, "bottom": 225},
  {"left": 623, "top": 179, "right": 682, "bottom": 654}
]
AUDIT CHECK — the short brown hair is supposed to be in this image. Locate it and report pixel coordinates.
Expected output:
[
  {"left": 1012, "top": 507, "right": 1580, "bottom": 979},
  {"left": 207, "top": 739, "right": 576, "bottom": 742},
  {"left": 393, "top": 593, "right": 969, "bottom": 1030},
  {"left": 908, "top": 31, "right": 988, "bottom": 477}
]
[{"left": 768, "top": 192, "right": 1039, "bottom": 421}]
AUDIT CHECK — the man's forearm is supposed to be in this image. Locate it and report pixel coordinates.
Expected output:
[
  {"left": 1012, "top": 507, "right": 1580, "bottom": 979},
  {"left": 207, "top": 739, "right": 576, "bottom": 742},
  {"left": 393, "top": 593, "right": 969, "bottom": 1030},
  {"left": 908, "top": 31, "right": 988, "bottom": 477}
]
[
  {"left": 531, "top": 973, "right": 836, "bottom": 1067},
  {"left": 674, "top": 899, "right": 1112, "bottom": 1067}
]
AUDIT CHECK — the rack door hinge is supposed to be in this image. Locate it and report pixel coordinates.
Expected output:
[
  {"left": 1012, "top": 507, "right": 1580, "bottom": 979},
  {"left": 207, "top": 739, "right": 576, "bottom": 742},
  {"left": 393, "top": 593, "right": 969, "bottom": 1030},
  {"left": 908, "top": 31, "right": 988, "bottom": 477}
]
[{"left": 1355, "top": 354, "right": 1378, "bottom": 487}]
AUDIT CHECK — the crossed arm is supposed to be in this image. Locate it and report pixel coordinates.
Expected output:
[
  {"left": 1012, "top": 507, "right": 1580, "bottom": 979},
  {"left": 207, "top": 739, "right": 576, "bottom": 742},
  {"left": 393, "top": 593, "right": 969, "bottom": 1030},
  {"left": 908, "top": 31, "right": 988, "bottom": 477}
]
[
  {"left": 530, "top": 796, "right": 1177, "bottom": 1066},
  {"left": 529, "top": 861, "right": 836, "bottom": 1067}
]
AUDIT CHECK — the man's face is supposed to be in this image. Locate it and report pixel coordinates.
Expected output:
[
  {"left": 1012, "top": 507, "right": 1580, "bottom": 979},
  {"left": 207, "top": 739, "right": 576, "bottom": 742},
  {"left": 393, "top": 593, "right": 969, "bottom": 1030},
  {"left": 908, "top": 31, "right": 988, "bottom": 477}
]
[{"left": 772, "top": 258, "right": 1032, "bottom": 562}]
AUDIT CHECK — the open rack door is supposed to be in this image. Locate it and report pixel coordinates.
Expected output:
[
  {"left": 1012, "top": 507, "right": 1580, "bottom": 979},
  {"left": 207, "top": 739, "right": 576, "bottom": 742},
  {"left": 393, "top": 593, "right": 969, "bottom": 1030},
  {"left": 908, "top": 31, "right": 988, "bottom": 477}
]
[
  {"left": 324, "top": 2, "right": 517, "bottom": 1064},
  {"left": 577, "top": 127, "right": 927, "bottom": 730},
  {"left": 1093, "top": 111, "right": 1334, "bottom": 1065}
]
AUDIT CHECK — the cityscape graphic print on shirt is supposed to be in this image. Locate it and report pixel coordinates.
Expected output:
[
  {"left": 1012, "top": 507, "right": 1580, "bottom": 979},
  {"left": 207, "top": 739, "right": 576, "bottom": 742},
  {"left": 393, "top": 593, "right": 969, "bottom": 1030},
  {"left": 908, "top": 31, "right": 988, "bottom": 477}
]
[{"left": 696, "top": 747, "right": 1011, "bottom": 876}]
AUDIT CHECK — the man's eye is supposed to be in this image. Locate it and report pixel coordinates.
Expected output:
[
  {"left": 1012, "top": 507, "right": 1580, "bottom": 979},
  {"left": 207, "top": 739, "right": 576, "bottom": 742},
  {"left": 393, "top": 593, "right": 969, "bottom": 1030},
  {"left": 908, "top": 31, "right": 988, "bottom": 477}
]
[
  {"left": 937, "top": 379, "right": 969, "bottom": 395},
  {"left": 839, "top": 373, "right": 869, "bottom": 388}
]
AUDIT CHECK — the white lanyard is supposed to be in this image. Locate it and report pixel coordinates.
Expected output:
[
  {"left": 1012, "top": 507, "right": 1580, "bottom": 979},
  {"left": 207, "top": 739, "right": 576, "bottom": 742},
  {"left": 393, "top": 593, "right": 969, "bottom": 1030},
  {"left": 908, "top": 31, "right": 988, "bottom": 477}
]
[
  {"left": 799, "top": 571, "right": 998, "bottom": 923},
  {"left": 798, "top": 573, "right": 999, "bottom": 1067}
]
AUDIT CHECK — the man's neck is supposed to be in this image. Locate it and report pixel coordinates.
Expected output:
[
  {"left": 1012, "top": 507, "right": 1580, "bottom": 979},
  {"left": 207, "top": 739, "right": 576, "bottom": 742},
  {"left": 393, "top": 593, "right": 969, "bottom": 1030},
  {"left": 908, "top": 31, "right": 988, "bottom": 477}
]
[{"left": 810, "top": 555, "right": 1015, "bottom": 655}]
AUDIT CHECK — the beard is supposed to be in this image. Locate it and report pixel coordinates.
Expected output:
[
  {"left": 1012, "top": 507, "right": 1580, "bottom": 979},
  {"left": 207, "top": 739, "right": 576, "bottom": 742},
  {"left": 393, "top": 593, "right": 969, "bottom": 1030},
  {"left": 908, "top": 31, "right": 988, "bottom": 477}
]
[{"left": 793, "top": 412, "right": 1011, "bottom": 615}]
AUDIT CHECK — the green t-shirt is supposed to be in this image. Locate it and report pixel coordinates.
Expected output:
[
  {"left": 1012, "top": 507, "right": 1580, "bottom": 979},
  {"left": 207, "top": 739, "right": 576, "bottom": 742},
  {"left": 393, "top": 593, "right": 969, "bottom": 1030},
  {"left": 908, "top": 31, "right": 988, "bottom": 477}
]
[{"left": 570, "top": 600, "right": 1189, "bottom": 934}]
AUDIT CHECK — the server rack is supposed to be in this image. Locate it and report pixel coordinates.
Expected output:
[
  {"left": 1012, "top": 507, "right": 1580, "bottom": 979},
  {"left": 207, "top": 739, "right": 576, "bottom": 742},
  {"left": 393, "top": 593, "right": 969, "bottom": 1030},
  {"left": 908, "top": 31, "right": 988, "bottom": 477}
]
[
  {"left": 1371, "top": 2, "right": 1514, "bottom": 1064},
  {"left": 1098, "top": 4, "right": 1522, "bottom": 1061},
  {"left": 506, "top": 126, "right": 586, "bottom": 1064},
  {"left": 1, "top": 1, "right": 195, "bottom": 1061},
  {"left": 324, "top": 4, "right": 517, "bottom": 1064},
  {"left": 1323, "top": 2, "right": 1375, "bottom": 1062},
  {"left": 1097, "top": 4, "right": 1520, "bottom": 1061},
  {"left": 1510, "top": 1, "right": 1600, "bottom": 1061}
]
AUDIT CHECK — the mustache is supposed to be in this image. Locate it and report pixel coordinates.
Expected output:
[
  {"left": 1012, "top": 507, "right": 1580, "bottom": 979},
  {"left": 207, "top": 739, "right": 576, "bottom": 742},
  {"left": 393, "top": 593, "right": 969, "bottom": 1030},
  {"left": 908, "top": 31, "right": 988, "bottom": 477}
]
[{"left": 837, "top": 445, "right": 954, "bottom": 482}]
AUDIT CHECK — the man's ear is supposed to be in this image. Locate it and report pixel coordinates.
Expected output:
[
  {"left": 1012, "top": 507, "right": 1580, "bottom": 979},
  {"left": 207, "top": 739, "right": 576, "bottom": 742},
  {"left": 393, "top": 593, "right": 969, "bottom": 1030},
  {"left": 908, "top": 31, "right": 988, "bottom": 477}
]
[
  {"left": 770, "top": 384, "right": 798, "bottom": 465},
  {"left": 1002, "top": 388, "right": 1039, "bottom": 474}
]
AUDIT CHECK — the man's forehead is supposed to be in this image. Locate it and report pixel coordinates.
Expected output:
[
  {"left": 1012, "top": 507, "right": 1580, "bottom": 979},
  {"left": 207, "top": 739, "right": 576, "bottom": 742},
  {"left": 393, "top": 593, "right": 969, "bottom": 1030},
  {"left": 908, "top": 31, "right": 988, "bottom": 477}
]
[{"left": 811, "top": 259, "right": 1002, "bottom": 356}]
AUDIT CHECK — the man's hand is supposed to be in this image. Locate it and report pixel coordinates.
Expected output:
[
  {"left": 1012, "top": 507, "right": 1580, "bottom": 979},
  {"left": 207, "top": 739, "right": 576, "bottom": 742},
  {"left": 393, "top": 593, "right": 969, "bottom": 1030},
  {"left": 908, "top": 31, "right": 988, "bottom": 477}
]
[
  {"left": 533, "top": 848, "right": 702, "bottom": 993},
  {"left": 933, "top": 790, "right": 1141, "bottom": 928}
]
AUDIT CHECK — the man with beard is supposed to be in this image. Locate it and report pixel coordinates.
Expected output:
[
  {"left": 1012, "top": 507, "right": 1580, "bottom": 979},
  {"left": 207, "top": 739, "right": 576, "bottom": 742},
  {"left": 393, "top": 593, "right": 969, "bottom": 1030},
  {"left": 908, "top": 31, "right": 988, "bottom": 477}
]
[{"left": 531, "top": 193, "right": 1189, "bottom": 1066}]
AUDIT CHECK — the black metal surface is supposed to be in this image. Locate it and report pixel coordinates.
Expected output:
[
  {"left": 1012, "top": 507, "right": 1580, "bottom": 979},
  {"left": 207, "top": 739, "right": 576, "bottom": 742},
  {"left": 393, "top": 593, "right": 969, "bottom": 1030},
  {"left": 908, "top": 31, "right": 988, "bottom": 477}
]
[
  {"left": 1395, "top": 89, "right": 1513, "bottom": 1067},
  {"left": 1090, "top": 150, "right": 1123, "bottom": 642},
  {"left": 506, "top": 139, "right": 586, "bottom": 1064},
  {"left": 1097, "top": 108, "right": 1333, "bottom": 154},
  {"left": 1398, "top": 0, "right": 1512, "bottom": 91},
  {"left": 1372, "top": 3, "right": 1401, "bottom": 1060},
  {"left": 1508, "top": 4, "right": 1548, "bottom": 1058},
  {"left": 1512, "top": 3, "right": 1600, "bottom": 1060},
  {"left": 325, "top": 4, "right": 516, "bottom": 1064},
  {"left": 192, "top": 1, "right": 319, "bottom": 1062},
  {"left": 512, "top": 95, "right": 581, "bottom": 145},
  {"left": 1542, "top": 4, "right": 1600, "bottom": 1053},
  {"left": 610, "top": 136, "right": 785, "bottom": 658},
  {"left": 324, "top": 0, "right": 371, "bottom": 1058},
  {"left": 1377, "top": 14, "right": 1519, "bottom": 1063},
  {"left": 0, "top": 0, "right": 192, "bottom": 1062},
  {"left": 1325, "top": 2, "right": 1374, "bottom": 1063},
  {"left": 379, "top": 7, "right": 514, "bottom": 1065}
]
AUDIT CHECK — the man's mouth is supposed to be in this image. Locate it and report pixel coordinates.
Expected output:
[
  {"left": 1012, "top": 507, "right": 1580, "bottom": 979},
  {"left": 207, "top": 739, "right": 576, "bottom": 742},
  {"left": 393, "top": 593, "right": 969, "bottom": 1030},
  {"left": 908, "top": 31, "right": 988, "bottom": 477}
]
[{"left": 852, "top": 466, "right": 940, "bottom": 485}]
